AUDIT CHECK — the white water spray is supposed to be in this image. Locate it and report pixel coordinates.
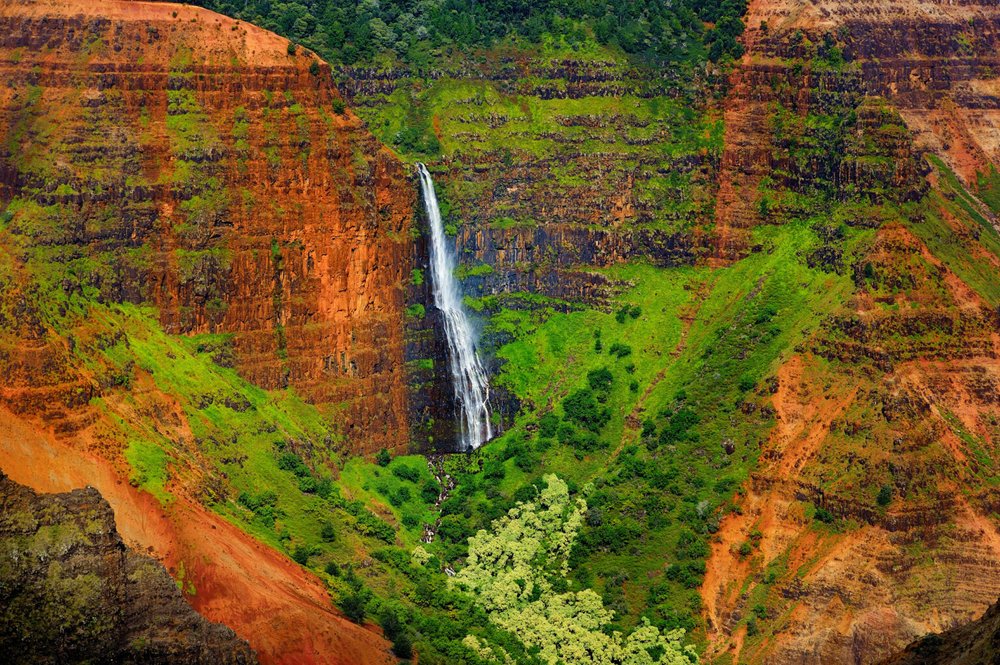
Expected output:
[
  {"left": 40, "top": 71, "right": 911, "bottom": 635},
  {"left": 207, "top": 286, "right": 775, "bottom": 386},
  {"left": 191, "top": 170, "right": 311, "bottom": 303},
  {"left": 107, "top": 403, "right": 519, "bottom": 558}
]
[{"left": 417, "top": 163, "right": 493, "bottom": 451}]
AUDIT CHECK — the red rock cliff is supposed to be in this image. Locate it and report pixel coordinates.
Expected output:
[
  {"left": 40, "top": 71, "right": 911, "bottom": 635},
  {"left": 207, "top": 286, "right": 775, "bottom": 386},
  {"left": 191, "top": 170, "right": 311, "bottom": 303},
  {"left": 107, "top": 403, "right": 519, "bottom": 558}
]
[{"left": 0, "top": 0, "right": 416, "bottom": 455}]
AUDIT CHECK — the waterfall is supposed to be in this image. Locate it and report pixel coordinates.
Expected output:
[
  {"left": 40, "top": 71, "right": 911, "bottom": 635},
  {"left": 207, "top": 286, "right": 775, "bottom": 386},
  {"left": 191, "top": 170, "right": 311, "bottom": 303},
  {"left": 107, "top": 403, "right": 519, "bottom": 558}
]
[{"left": 417, "top": 163, "right": 493, "bottom": 451}]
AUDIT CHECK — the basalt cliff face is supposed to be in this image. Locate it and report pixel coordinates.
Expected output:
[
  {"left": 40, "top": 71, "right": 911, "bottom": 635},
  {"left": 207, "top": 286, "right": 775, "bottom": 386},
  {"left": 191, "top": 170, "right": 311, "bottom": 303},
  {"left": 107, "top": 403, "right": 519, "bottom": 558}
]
[
  {"left": 715, "top": 0, "right": 1000, "bottom": 240},
  {"left": 344, "top": 55, "right": 724, "bottom": 314},
  {"left": 0, "top": 469, "right": 256, "bottom": 664},
  {"left": 0, "top": 0, "right": 416, "bottom": 456},
  {"left": 702, "top": 1, "right": 1000, "bottom": 664}
]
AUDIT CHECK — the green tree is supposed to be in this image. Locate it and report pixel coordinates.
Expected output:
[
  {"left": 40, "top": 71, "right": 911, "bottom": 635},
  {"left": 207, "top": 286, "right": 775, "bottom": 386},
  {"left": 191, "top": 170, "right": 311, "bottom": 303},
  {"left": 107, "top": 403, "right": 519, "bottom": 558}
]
[
  {"left": 391, "top": 632, "right": 413, "bottom": 660},
  {"left": 340, "top": 589, "right": 368, "bottom": 624},
  {"left": 877, "top": 484, "right": 893, "bottom": 506}
]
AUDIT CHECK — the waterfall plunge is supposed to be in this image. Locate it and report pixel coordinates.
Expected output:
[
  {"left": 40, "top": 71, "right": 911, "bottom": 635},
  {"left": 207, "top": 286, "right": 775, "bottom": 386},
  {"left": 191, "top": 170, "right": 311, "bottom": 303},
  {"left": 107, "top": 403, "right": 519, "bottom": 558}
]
[{"left": 417, "top": 164, "right": 493, "bottom": 451}]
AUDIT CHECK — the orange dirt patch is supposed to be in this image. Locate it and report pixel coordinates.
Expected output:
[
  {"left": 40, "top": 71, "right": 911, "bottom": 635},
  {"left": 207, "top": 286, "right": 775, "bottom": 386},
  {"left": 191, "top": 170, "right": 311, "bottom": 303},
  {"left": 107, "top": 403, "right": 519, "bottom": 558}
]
[
  {"left": 702, "top": 353, "right": 857, "bottom": 661},
  {"left": 770, "top": 355, "right": 858, "bottom": 477},
  {"left": 0, "top": 408, "right": 393, "bottom": 665}
]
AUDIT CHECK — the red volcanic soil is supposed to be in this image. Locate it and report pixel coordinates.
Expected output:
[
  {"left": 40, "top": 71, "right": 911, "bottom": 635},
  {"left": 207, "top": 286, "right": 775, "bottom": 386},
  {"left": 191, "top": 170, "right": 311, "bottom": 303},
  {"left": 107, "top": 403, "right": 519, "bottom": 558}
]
[{"left": 0, "top": 408, "right": 394, "bottom": 665}]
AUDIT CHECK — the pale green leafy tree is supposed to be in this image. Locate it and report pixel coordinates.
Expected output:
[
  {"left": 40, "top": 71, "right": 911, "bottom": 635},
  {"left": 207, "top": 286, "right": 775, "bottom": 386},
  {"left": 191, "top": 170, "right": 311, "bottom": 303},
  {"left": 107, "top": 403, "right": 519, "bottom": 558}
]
[
  {"left": 451, "top": 475, "right": 697, "bottom": 665},
  {"left": 411, "top": 544, "right": 432, "bottom": 567}
]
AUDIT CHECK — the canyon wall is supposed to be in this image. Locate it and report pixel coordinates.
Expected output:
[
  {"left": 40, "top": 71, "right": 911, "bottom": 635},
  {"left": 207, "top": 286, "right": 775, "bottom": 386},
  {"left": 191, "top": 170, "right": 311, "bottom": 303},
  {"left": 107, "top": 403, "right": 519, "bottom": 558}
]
[
  {"left": 703, "top": 1, "right": 1000, "bottom": 663},
  {"left": 0, "top": 0, "right": 417, "bottom": 455},
  {"left": 344, "top": 55, "right": 723, "bottom": 314},
  {"left": 0, "top": 1, "right": 409, "bottom": 662},
  {"left": 716, "top": 0, "right": 1000, "bottom": 239}
]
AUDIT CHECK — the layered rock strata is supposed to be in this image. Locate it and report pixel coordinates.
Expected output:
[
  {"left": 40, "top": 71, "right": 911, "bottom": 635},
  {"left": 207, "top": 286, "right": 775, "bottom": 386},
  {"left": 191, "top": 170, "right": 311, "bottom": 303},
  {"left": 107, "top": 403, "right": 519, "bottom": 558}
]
[{"left": 0, "top": 0, "right": 417, "bottom": 454}]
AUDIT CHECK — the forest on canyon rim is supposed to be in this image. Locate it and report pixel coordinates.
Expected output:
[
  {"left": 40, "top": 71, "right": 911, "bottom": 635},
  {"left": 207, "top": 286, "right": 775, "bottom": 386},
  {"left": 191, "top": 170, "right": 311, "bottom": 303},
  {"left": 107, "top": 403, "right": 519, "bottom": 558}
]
[{"left": 3, "top": 0, "right": 1000, "bottom": 663}]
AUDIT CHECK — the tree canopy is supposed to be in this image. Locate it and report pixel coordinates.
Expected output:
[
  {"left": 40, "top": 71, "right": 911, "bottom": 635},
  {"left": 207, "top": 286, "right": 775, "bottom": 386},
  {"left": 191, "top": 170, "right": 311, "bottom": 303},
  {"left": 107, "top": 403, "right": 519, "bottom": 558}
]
[
  {"left": 193, "top": 0, "right": 747, "bottom": 67},
  {"left": 450, "top": 475, "right": 698, "bottom": 665}
]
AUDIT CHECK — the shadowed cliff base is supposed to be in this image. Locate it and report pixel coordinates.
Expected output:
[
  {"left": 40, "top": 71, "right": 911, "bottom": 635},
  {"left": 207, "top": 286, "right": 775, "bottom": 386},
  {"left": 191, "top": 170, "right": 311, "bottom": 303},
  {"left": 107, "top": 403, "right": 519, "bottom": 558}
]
[{"left": 0, "top": 408, "right": 397, "bottom": 665}]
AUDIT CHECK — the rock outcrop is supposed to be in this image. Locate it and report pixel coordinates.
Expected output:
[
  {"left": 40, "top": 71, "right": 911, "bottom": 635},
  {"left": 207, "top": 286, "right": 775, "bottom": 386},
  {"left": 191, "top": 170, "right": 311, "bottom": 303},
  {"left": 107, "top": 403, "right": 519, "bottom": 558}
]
[
  {"left": 0, "top": 468, "right": 256, "bottom": 664},
  {"left": 881, "top": 595, "right": 1000, "bottom": 665}
]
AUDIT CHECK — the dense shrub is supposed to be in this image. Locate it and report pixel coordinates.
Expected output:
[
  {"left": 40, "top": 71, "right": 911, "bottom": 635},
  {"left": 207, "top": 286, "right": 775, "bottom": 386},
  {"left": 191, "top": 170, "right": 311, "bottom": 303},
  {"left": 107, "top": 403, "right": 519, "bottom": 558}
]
[
  {"left": 237, "top": 490, "right": 280, "bottom": 527},
  {"left": 562, "top": 388, "right": 611, "bottom": 433},
  {"left": 339, "top": 590, "right": 368, "bottom": 624},
  {"left": 380, "top": 608, "right": 404, "bottom": 641},
  {"left": 401, "top": 512, "right": 420, "bottom": 529},
  {"left": 387, "top": 485, "right": 411, "bottom": 507},
  {"left": 877, "top": 484, "right": 893, "bottom": 506},
  {"left": 346, "top": 501, "right": 396, "bottom": 543},
  {"left": 314, "top": 477, "right": 334, "bottom": 499},
  {"left": 615, "top": 305, "right": 642, "bottom": 323},
  {"left": 557, "top": 422, "right": 604, "bottom": 452},
  {"left": 514, "top": 449, "right": 537, "bottom": 472},
  {"left": 392, "top": 463, "right": 422, "bottom": 483},
  {"left": 421, "top": 479, "right": 441, "bottom": 504},
  {"left": 587, "top": 367, "right": 614, "bottom": 396},
  {"left": 675, "top": 529, "right": 709, "bottom": 559},
  {"left": 277, "top": 452, "right": 310, "bottom": 477},
  {"left": 391, "top": 632, "right": 413, "bottom": 659},
  {"left": 584, "top": 517, "right": 643, "bottom": 553},
  {"left": 238, "top": 490, "right": 278, "bottom": 512},
  {"left": 483, "top": 458, "right": 506, "bottom": 480},
  {"left": 608, "top": 342, "right": 632, "bottom": 359},
  {"left": 658, "top": 407, "right": 700, "bottom": 445},
  {"left": 538, "top": 412, "right": 560, "bottom": 438},
  {"left": 292, "top": 544, "right": 317, "bottom": 565},
  {"left": 814, "top": 505, "right": 835, "bottom": 523},
  {"left": 437, "top": 514, "right": 473, "bottom": 544},
  {"left": 320, "top": 522, "right": 336, "bottom": 542},
  {"left": 665, "top": 560, "right": 706, "bottom": 588}
]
